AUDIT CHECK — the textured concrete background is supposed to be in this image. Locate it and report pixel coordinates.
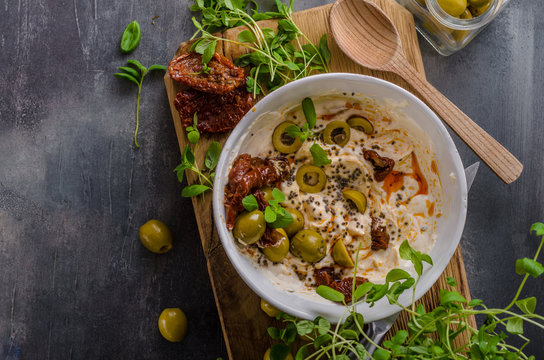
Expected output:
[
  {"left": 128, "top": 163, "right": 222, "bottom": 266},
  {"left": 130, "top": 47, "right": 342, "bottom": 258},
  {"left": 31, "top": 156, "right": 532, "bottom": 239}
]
[{"left": 0, "top": 0, "right": 543, "bottom": 358}]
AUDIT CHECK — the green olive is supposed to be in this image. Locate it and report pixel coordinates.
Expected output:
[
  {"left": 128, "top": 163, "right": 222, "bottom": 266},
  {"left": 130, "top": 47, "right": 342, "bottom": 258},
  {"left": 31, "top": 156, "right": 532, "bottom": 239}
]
[
  {"left": 283, "top": 208, "right": 305, "bottom": 237},
  {"left": 262, "top": 229, "right": 289, "bottom": 262},
  {"left": 333, "top": 240, "right": 354, "bottom": 267},
  {"left": 272, "top": 121, "right": 303, "bottom": 154},
  {"left": 296, "top": 164, "right": 327, "bottom": 193},
  {"left": 158, "top": 308, "right": 188, "bottom": 342},
  {"left": 458, "top": 8, "right": 473, "bottom": 19},
  {"left": 261, "top": 186, "right": 274, "bottom": 203},
  {"left": 437, "top": 0, "right": 467, "bottom": 16},
  {"left": 260, "top": 298, "right": 282, "bottom": 318},
  {"left": 233, "top": 210, "right": 266, "bottom": 245},
  {"left": 290, "top": 229, "right": 326, "bottom": 263},
  {"left": 342, "top": 190, "right": 367, "bottom": 213},
  {"left": 347, "top": 116, "right": 374, "bottom": 135},
  {"left": 264, "top": 348, "right": 293, "bottom": 360},
  {"left": 468, "top": 0, "right": 489, "bottom": 6},
  {"left": 323, "top": 120, "right": 351, "bottom": 147},
  {"left": 468, "top": 2, "right": 490, "bottom": 16},
  {"left": 139, "top": 219, "right": 173, "bottom": 254}
]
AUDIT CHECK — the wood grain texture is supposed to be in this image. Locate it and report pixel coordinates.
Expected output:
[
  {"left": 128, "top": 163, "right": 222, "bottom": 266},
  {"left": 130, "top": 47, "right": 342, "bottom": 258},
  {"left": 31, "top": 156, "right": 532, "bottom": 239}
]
[
  {"left": 330, "top": 0, "right": 522, "bottom": 184},
  {"left": 164, "top": 1, "right": 475, "bottom": 358}
]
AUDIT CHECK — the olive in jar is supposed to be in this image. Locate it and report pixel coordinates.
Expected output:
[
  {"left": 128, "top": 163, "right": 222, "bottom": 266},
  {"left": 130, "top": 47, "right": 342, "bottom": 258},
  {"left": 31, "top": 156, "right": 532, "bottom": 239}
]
[
  {"left": 290, "top": 229, "right": 326, "bottom": 263},
  {"left": 323, "top": 121, "right": 351, "bottom": 147},
  {"left": 262, "top": 228, "right": 290, "bottom": 262},
  {"left": 283, "top": 207, "right": 305, "bottom": 237},
  {"left": 437, "top": 0, "right": 467, "bottom": 17},
  {"left": 139, "top": 219, "right": 173, "bottom": 254},
  {"left": 296, "top": 164, "right": 327, "bottom": 193},
  {"left": 233, "top": 210, "right": 266, "bottom": 245},
  {"left": 272, "top": 121, "right": 303, "bottom": 154}
]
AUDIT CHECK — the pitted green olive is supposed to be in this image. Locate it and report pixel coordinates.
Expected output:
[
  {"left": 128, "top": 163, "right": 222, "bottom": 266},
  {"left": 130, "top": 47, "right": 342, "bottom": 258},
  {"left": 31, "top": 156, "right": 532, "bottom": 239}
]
[
  {"left": 459, "top": 8, "right": 473, "bottom": 19},
  {"left": 290, "top": 229, "right": 326, "bottom": 263},
  {"left": 342, "top": 190, "right": 367, "bottom": 213},
  {"left": 323, "top": 120, "right": 351, "bottom": 147},
  {"left": 468, "top": 2, "right": 490, "bottom": 16},
  {"left": 272, "top": 121, "right": 303, "bottom": 154},
  {"left": 333, "top": 240, "right": 354, "bottom": 267},
  {"left": 347, "top": 116, "right": 374, "bottom": 135},
  {"left": 262, "top": 228, "right": 289, "bottom": 262},
  {"left": 261, "top": 186, "right": 274, "bottom": 203},
  {"left": 233, "top": 210, "right": 266, "bottom": 245},
  {"left": 264, "top": 348, "right": 293, "bottom": 360},
  {"left": 468, "top": 0, "right": 489, "bottom": 6},
  {"left": 437, "top": 0, "right": 467, "bottom": 17},
  {"left": 158, "top": 308, "right": 188, "bottom": 342},
  {"left": 139, "top": 219, "right": 173, "bottom": 254},
  {"left": 296, "top": 165, "right": 327, "bottom": 193},
  {"left": 283, "top": 207, "right": 305, "bottom": 237}
]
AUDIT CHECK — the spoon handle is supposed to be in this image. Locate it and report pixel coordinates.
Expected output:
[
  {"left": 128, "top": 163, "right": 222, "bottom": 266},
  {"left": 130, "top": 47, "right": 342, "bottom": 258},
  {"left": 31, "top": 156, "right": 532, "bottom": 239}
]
[{"left": 391, "top": 60, "right": 522, "bottom": 184}]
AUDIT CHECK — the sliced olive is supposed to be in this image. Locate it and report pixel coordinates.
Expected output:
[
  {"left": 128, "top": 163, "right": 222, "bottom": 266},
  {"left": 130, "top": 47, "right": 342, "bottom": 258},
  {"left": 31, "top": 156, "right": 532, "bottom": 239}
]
[
  {"left": 272, "top": 121, "right": 303, "bottom": 154},
  {"left": 158, "top": 308, "right": 188, "bottom": 342},
  {"left": 290, "top": 229, "right": 326, "bottom": 263},
  {"left": 342, "top": 189, "right": 367, "bottom": 213},
  {"left": 262, "top": 228, "right": 289, "bottom": 262},
  {"left": 347, "top": 116, "right": 374, "bottom": 135},
  {"left": 333, "top": 240, "right": 354, "bottom": 267},
  {"left": 260, "top": 298, "right": 282, "bottom": 318},
  {"left": 323, "top": 120, "right": 351, "bottom": 147},
  {"left": 139, "top": 219, "right": 173, "bottom": 254},
  {"left": 233, "top": 210, "right": 266, "bottom": 245},
  {"left": 296, "top": 164, "right": 327, "bottom": 193},
  {"left": 283, "top": 208, "right": 305, "bottom": 237},
  {"left": 264, "top": 348, "right": 293, "bottom": 360}
]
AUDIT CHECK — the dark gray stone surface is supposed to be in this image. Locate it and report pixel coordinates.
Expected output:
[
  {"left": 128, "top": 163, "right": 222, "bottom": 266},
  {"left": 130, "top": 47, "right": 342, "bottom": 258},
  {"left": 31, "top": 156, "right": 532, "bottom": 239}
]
[{"left": 0, "top": 0, "right": 542, "bottom": 358}]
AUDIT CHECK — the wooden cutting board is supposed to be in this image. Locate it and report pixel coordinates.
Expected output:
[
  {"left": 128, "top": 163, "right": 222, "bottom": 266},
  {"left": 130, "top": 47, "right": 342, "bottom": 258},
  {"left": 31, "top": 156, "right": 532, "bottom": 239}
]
[{"left": 164, "top": 1, "right": 476, "bottom": 358}]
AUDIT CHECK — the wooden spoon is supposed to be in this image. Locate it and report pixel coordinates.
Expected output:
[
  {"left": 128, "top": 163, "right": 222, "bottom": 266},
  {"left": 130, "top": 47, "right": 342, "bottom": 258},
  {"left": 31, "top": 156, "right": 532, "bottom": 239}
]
[{"left": 329, "top": 0, "right": 522, "bottom": 184}]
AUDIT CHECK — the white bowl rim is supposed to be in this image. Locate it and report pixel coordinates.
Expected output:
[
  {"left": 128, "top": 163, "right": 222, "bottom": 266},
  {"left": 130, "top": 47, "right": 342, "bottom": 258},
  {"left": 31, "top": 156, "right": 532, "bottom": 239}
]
[{"left": 212, "top": 73, "right": 467, "bottom": 322}]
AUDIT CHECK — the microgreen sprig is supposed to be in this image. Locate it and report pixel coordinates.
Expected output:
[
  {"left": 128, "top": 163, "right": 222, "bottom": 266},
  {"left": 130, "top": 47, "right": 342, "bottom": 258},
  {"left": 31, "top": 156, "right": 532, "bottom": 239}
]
[
  {"left": 114, "top": 60, "right": 167, "bottom": 148},
  {"left": 242, "top": 188, "right": 293, "bottom": 228},
  {"left": 266, "top": 223, "right": 544, "bottom": 360}
]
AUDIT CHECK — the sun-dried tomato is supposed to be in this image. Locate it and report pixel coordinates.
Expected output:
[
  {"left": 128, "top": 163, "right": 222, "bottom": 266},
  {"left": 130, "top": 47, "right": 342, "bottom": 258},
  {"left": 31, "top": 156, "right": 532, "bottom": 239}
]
[
  {"left": 363, "top": 149, "right": 395, "bottom": 182},
  {"left": 259, "top": 227, "right": 284, "bottom": 248},
  {"left": 329, "top": 276, "right": 368, "bottom": 303},
  {"left": 174, "top": 87, "right": 254, "bottom": 133},
  {"left": 224, "top": 154, "right": 291, "bottom": 229},
  {"left": 169, "top": 52, "right": 246, "bottom": 94},
  {"left": 371, "top": 217, "right": 390, "bottom": 251},
  {"left": 314, "top": 267, "right": 338, "bottom": 286}
]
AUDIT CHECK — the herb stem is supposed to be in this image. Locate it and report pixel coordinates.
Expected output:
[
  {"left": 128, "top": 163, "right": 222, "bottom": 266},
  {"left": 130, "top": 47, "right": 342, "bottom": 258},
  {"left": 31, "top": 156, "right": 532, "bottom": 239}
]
[{"left": 134, "top": 78, "right": 143, "bottom": 148}]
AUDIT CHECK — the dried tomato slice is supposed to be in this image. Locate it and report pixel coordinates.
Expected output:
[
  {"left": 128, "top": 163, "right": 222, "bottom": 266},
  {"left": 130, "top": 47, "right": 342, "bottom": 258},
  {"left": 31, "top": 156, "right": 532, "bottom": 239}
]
[
  {"left": 174, "top": 87, "right": 254, "bottom": 133},
  {"left": 329, "top": 276, "right": 368, "bottom": 303},
  {"left": 169, "top": 52, "right": 246, "bottom": 94},
  {"left": 363, "top": 149, "right": 395, "bottom": 182},
  {"left": 370, "top": 217, "right": 390, "bottom": 250}
]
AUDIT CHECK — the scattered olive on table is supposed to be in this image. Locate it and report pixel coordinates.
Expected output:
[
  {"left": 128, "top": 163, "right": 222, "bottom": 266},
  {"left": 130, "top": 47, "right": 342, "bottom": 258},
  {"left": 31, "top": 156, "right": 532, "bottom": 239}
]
[
  {"left": 139, "top": 219, "right": 173, "bottom": 254},
  {"left": 260, "top": 298, "right": 282, "bottom": 318},
  {"left": 263, "top": 347, "right": 293, "bottom": 360},
  {"left": 158, "top": 308, "right": 188, "bottom": 342}
]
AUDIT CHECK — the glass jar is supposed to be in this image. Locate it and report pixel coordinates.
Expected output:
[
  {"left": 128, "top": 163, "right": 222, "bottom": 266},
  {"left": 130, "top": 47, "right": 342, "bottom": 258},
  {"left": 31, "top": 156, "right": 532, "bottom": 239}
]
[{"left": 396, "top": 0, "right": 510, "bottom": 55}]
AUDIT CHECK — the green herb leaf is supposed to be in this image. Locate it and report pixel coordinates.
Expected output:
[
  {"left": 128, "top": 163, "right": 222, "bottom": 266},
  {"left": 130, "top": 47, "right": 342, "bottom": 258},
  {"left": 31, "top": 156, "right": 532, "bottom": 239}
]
[
  {"left": 313, "top": 334, "right": 332, "bottom": 349},
  {"left": 238, "top": 29, "right": 256, "bottom": 43},
  {"left": 468, "top": 299, "right": 483, "bottom": 307},
  {"left": 272, "top": 188, "right": 285, "bottom": 202},
  {"left": 285, "top": 125, "right": 302, "bottom": 139},
  {"left": 267, "top": 326, "right": 281, "bottom": 340},
  {"left": 339, "top": 329, "right": 359, "bottom": 340},
  {"left": 515, "top": 257, "right": 544, "bottom": 278},
  {"left": 353, "top": 282, "right": 373, "bottom": 302},
  {"left": 310, "top": 143, "right": 331, "bottom": 166},
  {"left": 114, "top": 72, "right": 140, "bottom": 86},
  {"left": 318, "top": 34, "right": 331, "bottom": 65},
  {"left": 373, "top": 348, "right": 391, "bottom": 360},
  {"left": 439, "top": 289, "right": 467, "bottom": 305},
  {"left": 269, "top": 207, "right": 293, "bottom": 228},
  {"left": 202, "top": 39, "right": 218, "bottom": 64},
  {"left": 148, "top": 64, "right": 167, "bottom": 71},
  {"left": 531, "top": 222, "right": 544, "bottom": 236},
  {"left": 516, "top": 297, "right": 537, "bottom": 314},
  {"left": 119, "top": 66, "right": 141, "bottom": 80},
  {"left": 182, "top": 184, "right": 211, "bottom": 197},
  {"left": 446, "top": 276, "right": 457, "bottom": 287},
  {"left": 270, "top": 343, "right": 291, "bottom": 360},
  {"left": 205, "top": 141, "right": 222, "bottom": 171},
  {"left": 120, "top": 20, "right": 141, "bottom": 54},
  {"left": 302, "top": 97, "right": 316, "bottom": 129},
  {"left": 506, "top": 317, "right": 524, "bottom": 335},
  {"left": 295, "top": 320, "right": 315, "bottom": 336},
  {"left": 187, "top": 130, "right": 200, "bottom": 144},
  {"left": 182, "top": 144, "right": 196, "bottom": 166},
  {"left": 316, "top": 285, "right": 344, "bottom": 302},
  {"left": 264, "top": 206, "right": 277, "bottom": 223},
  {"left": 386, "top": 269, "right": 411, "bottom": 283},
  {"left": 127, "top": 59, "right": 147, "bottom": 75},
  {"left": 242, "top": 195, "right": 259, "bottom": 212},
  {"left": 294, "top": 344, "right": 310, "bottom": 360}
]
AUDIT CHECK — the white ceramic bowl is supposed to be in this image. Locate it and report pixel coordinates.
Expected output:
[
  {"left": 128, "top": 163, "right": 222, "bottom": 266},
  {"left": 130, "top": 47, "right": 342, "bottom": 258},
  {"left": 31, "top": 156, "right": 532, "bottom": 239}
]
[{"left": 212, "top": 73, "right": 467, "bottom": 323}]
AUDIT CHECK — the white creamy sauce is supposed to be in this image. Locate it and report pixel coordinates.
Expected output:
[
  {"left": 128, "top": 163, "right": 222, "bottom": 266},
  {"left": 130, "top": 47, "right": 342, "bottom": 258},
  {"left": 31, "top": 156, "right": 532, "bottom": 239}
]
[{"left": 233, "top": 93, "right": 442, "bottom": 300}]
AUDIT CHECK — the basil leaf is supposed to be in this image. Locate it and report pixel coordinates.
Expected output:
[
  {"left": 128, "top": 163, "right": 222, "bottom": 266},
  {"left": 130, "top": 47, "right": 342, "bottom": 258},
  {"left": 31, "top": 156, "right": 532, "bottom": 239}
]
[
  {"left": 242, "top": 195, "right": 259, "bottom": 212},
  {"left": 302, "top": 97, "right": 316, "bottom": 129},
  {"left": 516, "top": 257, "right": 544, "bottom": 278},
  {"left": 310, "top": 143, "right": 331, "bottom": 166},
  {"left": 114, "top": 72, "right": 139, "bottom": 86},
  {"left": 439, "top": 289, "right": 466, "bottom": 305},
  {"left": 271, "top": 188, "right": 285, "bottom": 202},
  {"left": 202, "top": 40, "right": 218, "bottom": 64},
  {"left": 316, "top": 285, "right": 344, "bottom": 302},
  {"left": 531, "top": 222, "right": 544, "bottom": 236},
  {"left": 148, "top": 64, "right": 167, "bottom": 71},
  {"left": 205, "top": 141, "right": 222, "bottom": 171},
  {"left": 269, "top": 208, "right": 293, "bottom": 228},
  {"left": 120, "top": 20, "right": 141, "bottom": 54},
  {"left": 285, "top": 125, "right": 302, "bottom": 139},
  {"left": 506, "top": 317, "right": 524, "bottom": 335},
  {"left": 264, "top": 206, "right": 277, "bottom": 223},
  {"left": 182, "top": 184, "right": 211, "bottom": 197},
  {"left": 238, "top": 29, "right": 256, "bottom": 43},
  {"left": 353, "top": 282, "right": 373, "bottom": 301},
  {"left": 516, "top": 297, "right": 537, "bottom": 314},
  {"left": 385, "top": 269, "right": 411, "bottom": 283},
  {"left": 119, "top": 66, "right": 141, "bottom": 80},
  {"left": 187, "top": 130, "right": 200, "bottom": 144}
]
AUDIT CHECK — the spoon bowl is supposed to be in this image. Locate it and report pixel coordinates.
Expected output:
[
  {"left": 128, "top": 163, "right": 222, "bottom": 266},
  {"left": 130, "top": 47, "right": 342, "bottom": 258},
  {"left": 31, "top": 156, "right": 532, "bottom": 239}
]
[{"left": 330, "top": 0, "right": 522, "bottom": 183}]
